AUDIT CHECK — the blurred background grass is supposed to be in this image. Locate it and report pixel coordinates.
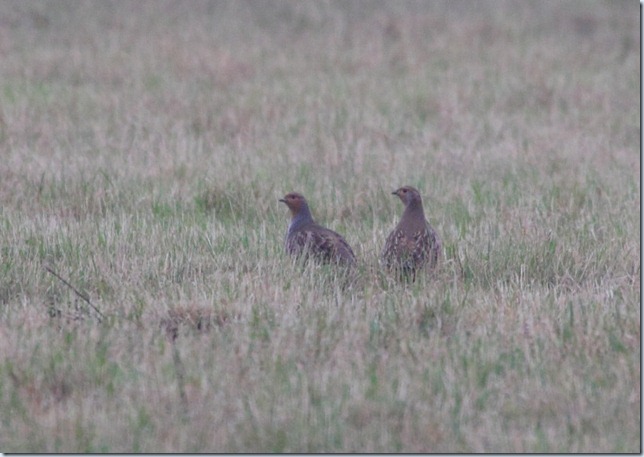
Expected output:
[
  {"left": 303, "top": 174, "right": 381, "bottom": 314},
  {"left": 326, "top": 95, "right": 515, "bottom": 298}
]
[{"left": 0, "top": 0, "right": 639, "bottom": 452}]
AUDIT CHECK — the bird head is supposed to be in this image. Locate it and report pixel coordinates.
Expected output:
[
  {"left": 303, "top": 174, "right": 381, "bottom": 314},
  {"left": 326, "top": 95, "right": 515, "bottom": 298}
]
[
  {"left": 392, "top": 185, "right": 422, "bottom": 206},
  {"left": 279, "top": 192, "right": 308, "bottom": 216}
]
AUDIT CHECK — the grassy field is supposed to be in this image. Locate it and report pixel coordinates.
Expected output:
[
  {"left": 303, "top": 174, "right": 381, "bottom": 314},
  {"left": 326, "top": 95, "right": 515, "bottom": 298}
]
[{"left": 0, "top": 0, "right": 639, "bottom": 452}]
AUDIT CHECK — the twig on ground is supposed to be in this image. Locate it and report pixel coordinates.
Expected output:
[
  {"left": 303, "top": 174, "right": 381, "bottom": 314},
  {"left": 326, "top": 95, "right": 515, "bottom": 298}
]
[
  {"left": 172, "top": 342, "right": 190, "bottom": 419},
  {"left": 44, "top": 265, "right": 104, "bottom": 322}
]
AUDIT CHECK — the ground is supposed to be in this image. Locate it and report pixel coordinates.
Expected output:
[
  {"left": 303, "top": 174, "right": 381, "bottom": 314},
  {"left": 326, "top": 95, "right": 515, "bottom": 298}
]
[{"left": 0, "top": 1, "right": 639, "bottom": 452}]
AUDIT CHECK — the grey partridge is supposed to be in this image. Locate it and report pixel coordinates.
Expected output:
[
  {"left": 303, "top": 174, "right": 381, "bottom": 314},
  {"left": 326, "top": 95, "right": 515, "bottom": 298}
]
[
  {"left": 280, "top": 192, "right": 356, "bottom": 267},
  {"left": 382, "top": 185, "right": 442, "bottom": 280}
]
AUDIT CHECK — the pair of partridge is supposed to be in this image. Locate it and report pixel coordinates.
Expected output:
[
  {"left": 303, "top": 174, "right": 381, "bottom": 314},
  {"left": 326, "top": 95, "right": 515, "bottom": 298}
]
[{"left": 280, "top": 186, "right": 441, "bottom": 280}]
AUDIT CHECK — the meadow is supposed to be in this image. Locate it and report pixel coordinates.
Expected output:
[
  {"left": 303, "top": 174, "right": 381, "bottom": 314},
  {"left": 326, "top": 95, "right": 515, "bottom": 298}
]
[{"left": 0, "top": 0, "right": 640, "bottom": 452}]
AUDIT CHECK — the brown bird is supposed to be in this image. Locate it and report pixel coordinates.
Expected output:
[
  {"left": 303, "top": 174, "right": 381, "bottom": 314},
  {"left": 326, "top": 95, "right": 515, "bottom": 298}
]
[
  {"left": 279, "top": 192, "right": 356, "bottom": 267},
  {"left": 382, "top": 185, "right": 442, "bottom": 280}
]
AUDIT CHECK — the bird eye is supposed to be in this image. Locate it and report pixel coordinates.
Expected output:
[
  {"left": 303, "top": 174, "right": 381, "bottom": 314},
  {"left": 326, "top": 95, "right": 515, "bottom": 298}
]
[{"left": 401, "top": 189, "right": 407, "bottom": 193}]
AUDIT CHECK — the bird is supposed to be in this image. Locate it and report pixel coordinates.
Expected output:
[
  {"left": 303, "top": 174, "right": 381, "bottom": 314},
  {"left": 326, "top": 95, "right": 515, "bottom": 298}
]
[
  {"left": 381, "top": 185, "right": 442, "bottom": 280},
  {"left": 279, "top": 192, "right": 356, "bottom": 267}
]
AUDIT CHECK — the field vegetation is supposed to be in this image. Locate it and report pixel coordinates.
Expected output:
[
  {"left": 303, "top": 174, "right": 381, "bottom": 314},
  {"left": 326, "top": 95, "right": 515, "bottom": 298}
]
[{"left": 0, "top": 0, "right": 639, "bottom": 452}]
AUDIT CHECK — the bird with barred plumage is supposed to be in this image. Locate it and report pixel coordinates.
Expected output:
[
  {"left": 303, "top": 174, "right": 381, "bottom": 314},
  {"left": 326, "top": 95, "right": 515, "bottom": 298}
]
[
  {"left": 279, "top": 192, "right": 356, "bottom": 267},
  {"left": 381, "top": 185, "right": 441, "bottom": 280}
]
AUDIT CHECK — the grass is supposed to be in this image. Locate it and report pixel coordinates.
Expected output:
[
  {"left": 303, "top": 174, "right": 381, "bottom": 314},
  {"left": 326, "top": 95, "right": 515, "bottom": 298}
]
[{"left": 0, "top": 0, "right": 640, "bottom": 452}]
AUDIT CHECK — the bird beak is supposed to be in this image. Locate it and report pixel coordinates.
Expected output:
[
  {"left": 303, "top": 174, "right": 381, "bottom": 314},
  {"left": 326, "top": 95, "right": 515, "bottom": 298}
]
[
  {"left": 391, "top": 191, "right": 398, "bottom": 196},
  {"left": 279, "top": 198, "right": 286, "bottom": 203}
]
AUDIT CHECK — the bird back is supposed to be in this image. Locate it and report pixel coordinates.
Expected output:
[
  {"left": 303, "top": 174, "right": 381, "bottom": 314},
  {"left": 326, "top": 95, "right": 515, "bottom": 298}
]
[{"left": 286, "top": 222, "right": 356, "bottom": 266}]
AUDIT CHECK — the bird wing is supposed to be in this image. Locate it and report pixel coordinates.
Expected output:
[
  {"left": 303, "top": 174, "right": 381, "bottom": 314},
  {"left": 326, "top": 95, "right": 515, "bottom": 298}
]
[
  {"left": 413, "top": 223, "right": 442, "bottom": 269},
  {"left": 287, "top": 225, "right": 356, "bottom": 265}
]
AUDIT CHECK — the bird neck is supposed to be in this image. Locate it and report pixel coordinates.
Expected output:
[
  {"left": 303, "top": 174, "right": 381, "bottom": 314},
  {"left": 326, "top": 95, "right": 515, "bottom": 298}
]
[
  {"left": 288, "top": 204, "right": 314, "bottom": 233},
  {"left": 400, "top": 199, "right": 426, "bottom": 230}
]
